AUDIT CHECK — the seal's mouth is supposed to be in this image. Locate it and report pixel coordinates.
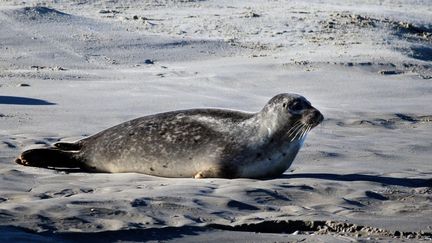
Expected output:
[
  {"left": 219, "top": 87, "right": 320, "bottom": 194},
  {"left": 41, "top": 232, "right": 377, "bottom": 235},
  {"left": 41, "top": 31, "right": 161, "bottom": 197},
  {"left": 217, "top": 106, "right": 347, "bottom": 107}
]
[
  {"left": 304, "top": 109, "right": 324, "bottom": 127},
  {"left": 287, "top": 109, "right": 323, "bottom": 141}
]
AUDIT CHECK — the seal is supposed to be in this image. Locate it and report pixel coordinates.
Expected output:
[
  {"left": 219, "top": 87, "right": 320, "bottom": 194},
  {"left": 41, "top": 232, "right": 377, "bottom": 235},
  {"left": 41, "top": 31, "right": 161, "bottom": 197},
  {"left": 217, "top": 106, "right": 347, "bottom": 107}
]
[{"left": 15, "top": 93, "right": 323, "bottom": 179}]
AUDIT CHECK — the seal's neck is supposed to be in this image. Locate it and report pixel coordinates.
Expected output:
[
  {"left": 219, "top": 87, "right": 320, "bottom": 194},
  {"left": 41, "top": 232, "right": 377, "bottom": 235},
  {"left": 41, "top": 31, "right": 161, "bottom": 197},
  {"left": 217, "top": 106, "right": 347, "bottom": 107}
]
[{"left": 244, "top": 108, "right": 287, "bottom": 144}]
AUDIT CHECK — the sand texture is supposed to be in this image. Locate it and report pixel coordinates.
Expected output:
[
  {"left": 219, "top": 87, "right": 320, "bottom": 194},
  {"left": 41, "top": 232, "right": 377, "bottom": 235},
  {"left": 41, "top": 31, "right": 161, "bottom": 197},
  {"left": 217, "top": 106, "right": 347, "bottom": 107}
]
[{"left": 1, "top": 0, "right": 431, "bottom": 242}]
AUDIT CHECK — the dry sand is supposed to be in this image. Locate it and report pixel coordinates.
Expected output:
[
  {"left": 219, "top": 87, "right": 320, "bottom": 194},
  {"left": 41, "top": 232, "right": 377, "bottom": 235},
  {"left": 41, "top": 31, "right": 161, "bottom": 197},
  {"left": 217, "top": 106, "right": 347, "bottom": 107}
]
[{"left": 1, "top": 0, "right": 431, "bottom": 242}]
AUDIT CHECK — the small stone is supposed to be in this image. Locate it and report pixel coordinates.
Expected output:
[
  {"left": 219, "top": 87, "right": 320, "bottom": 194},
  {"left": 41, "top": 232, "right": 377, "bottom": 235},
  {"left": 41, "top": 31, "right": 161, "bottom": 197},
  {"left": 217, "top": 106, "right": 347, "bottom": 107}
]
[
  {"left": 53, "top": 66, "right": 66, "bottom": 71},
  {"left": 133, "top": 15, "right": 139, "bottom": 20},
  {"left": 100, "top": 9, "right": 120, "bottom": 14},
  {"left": 244, "top": 12, "right": 260, "bottom": 18},
  {"left": 144, "top": 59, "right": 154, "bottom": 65},
  {"left": 131, "top": 198, "right": 148, "bottom": 207},
  {"left": 30, "top": 65, "right": 46, "bottom": 70},
  {"left": 379, "top": 70, "right": 402, "bottom": 75},
  {"left": 17, "top": 83, "right": 30, "bottom": 87}
]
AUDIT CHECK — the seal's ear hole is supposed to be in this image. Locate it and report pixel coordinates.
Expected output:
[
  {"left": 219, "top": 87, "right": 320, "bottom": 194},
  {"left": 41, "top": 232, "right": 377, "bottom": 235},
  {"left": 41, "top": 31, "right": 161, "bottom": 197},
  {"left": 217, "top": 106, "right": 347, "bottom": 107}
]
[{"left": 282, "top": 102, "right": 288, "bottom": 108}]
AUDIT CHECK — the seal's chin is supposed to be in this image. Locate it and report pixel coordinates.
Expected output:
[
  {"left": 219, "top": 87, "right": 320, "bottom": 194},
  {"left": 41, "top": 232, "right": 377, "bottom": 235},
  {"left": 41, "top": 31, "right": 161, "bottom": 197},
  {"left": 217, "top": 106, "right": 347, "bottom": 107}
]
[{"left": 307, "top": 118, "right": 323, "bottom": 128}]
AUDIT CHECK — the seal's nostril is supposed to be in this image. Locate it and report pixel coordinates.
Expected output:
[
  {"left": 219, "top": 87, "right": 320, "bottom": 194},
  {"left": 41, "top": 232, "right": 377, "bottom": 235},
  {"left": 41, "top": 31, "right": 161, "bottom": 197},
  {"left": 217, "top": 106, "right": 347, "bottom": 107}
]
[
  {"left": 308, "top": 110, "right": 323, "bottom": 125},
  {"left": 318, "top": 113, "right": 324, "bottom": 123}
]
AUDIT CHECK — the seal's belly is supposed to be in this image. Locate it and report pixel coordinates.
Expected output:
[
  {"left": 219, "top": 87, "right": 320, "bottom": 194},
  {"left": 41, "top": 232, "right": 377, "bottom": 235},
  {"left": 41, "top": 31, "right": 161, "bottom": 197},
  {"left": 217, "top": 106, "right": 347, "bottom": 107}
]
[
  {"left": 81, "top": 129, "right": 304, "bottom": 178},
  {"left": 84, "top": 145, "right": 222, "bottom": 178},
  {"left": 98, "top": 159, "right": 202, "bottom": 177},
  {"left": 237, "top": 139, "right": 303, "bottom": 178}
]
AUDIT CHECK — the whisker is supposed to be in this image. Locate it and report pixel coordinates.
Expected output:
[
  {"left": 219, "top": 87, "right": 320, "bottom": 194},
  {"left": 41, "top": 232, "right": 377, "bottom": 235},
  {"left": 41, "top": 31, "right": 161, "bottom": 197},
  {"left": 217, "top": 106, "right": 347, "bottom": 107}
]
[
  {"left": 298, "top": 127, "right": 306, "bottom": 140},
  {"left": 304, "top": 126, "right": 311, "bottom": 136},
  {"left": 297, "top": 124, "right": 308, "bottom": 139},
  {"left": 289, "top": 123, "right": 304, "bottom": 138},
  {"left": 301, "top": 126, "right": 311, "bottom": 139},
  {"left": 290, "top": 123, "right": 306, "bottom": 141},
  {"left": 288, "top": 126, "right": 302, "bottom": 138},
  {"left": 289, "top": 129, "right": 301, "bottom": 141},
  {"left": 297, "top": 124, "right": 312, "bottom": 141},
  {"left": 287, "top": 121, "right": 301, "bottom": 133},
  {"left": 287, "top": 122, "right": 303, "bottom": 137}
]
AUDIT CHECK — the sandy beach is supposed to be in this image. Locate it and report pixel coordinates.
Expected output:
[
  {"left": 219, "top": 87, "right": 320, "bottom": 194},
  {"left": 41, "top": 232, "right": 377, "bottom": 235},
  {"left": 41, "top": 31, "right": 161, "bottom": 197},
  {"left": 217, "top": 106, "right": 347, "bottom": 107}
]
[{"left": 1, "top": 0, "right": 431, "bottom": 242}]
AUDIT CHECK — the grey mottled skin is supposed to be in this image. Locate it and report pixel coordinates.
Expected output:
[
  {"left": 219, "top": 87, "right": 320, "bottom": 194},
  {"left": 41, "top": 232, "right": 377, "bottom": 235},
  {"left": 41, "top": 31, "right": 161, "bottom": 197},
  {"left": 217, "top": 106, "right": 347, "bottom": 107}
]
[{"left": 17, "top": 93, "right": 323, "bottom": 179}]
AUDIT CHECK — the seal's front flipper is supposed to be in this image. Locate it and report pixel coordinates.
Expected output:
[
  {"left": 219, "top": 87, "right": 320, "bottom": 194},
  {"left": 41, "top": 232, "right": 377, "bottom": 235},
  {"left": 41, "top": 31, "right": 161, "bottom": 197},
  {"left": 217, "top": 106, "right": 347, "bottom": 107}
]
[
  {"left": 15, "top": 148, "right": 81, "bottom": 169},
  {"left": 194, "top": 171, "right": 205, "bottom": 179},
  {"left": 194, "top": 169, "right": 219, "bottom": 179},
  {"left": 54, "top": 142, "right": 82, "bottom": 151}
]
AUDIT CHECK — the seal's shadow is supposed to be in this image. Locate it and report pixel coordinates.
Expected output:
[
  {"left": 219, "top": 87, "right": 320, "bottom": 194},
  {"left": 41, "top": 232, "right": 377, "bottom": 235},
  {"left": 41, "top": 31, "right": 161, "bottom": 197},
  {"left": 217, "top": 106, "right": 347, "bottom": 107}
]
[
  {"left": 280, "top": 173, "right": 432, "bottom": 188},
  {"left": 49, "top": 168, "right": 432, "bottom": 188}
]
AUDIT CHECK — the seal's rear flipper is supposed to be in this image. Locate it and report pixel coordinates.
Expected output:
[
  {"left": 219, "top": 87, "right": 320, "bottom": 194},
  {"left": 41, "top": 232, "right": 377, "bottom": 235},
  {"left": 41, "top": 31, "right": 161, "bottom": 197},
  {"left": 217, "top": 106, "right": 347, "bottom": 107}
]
[{"left": 15, "top": 148, "right": 81, "bottom": 169}]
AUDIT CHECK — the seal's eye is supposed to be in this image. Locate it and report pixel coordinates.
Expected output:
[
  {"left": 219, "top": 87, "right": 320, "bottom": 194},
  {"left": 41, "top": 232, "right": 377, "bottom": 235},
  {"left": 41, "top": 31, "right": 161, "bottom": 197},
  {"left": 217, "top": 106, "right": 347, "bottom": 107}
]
[{"left": 289, "top": 102, "right": 303, "bottom": 111}]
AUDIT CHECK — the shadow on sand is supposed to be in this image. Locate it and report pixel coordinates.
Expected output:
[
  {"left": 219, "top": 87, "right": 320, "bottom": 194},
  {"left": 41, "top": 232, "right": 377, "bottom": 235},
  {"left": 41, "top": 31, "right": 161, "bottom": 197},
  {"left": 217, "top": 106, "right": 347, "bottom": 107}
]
[
  {"left": 0, "top": 96, "right": 55, "bottom": 105},
  {"left": 0, "top": 225, "right": 210, "bottom": 243},
  {"left": 281, "top": 173, "right": 432, "bottom": 188},
  {"left": 14, "top": 164, "right": 432, "bottom": 188}
]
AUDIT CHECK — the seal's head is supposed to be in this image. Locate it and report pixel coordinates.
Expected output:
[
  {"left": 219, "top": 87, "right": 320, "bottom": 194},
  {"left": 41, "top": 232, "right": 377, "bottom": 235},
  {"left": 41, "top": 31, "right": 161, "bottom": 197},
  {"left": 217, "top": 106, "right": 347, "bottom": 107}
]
[{"left": 262, "top": 93, "right": 324, "bottom": 140}]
